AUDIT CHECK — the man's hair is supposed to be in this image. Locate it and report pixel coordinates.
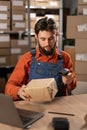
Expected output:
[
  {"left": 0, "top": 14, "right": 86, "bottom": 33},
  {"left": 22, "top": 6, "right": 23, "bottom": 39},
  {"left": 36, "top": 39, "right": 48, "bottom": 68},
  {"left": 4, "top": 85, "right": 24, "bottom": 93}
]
[{"left": 34, "top": 17, "right": 57, "bottom": 35}]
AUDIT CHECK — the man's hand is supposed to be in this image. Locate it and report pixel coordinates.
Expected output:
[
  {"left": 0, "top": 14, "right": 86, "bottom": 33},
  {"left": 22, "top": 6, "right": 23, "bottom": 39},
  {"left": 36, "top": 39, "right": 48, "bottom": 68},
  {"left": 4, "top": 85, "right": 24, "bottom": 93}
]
[
  {"left": 17, "top": 85, "right": 31, "bottom": 101},
  {"left": 62, "top": 72, "right": 73, "bottom": 85}
]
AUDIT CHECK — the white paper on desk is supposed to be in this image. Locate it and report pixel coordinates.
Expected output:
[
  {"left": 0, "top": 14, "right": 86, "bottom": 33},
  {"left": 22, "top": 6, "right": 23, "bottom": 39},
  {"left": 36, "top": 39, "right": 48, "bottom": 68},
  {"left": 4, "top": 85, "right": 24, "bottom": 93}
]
[{"left": 25, "top": 78, "right": 58, "bottom": 102}]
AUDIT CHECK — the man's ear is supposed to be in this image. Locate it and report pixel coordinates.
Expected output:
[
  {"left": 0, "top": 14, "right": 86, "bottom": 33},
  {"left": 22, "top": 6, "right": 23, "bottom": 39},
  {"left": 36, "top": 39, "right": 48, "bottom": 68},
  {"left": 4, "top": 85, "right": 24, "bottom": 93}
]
[{"left": 35, "top": 34, "right": 38, "bottom": 40}]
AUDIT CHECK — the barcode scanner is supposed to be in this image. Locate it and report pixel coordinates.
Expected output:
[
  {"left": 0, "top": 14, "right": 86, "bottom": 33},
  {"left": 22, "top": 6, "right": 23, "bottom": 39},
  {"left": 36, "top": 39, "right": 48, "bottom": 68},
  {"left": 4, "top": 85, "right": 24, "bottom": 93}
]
[
  {"left": 59, "top": 68, "right": 70, "bottom": 76},
  {"left": 52, "top": 117, "right": 69, "bottom": 130}
]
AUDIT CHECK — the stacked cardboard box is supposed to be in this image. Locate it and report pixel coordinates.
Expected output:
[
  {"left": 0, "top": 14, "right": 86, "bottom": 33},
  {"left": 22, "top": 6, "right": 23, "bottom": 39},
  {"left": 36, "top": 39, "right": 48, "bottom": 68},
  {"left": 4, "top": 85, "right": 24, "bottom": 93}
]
[
  {"left": 0, "top": 47, "right": 10, "bottom": 66},
  {"left": 26, "top": 0, "right": 60, "bottom": 34},
  {"left": 0, "top": 0, "right": 27, "bottom": 67},
  {"left": 66, "top": 0, "right": 87, "bottom": 81},
  {"left": 10, "top": 39, "right": 29, "bottom": 66},
  {"left": 10, "top": 0, "right": 27, "bottom": 66},
  {"left": 11, "top": 0, "right": 26, "bottom": 31},
  {"left": 0, "top": 0, "right": 10, "bottom": 32},
  {"left": 0, "top": 0, "right": 10, "bottom": 67},
  {"left": 26, "top": 0, "right": 61, "bottom": 9}
]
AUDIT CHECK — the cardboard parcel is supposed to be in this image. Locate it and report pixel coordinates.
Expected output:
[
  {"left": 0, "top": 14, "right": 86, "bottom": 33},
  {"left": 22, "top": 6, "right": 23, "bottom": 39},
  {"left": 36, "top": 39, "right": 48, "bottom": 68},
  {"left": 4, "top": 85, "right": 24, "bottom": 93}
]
[{"left": 25, "top": 78, "right": 58, "bottom": 102}]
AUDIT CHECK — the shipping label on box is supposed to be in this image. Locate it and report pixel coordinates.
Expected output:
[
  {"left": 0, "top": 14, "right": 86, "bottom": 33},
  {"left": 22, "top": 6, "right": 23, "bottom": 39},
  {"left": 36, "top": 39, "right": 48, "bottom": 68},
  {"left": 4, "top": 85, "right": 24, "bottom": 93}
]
[
  {"left": 25, "top": 78, "right": 58, "bottom": 102},
  {"left": 13, "top": 14, "right": 24, "bottom": 21},
  {"left": 10, "top": 46, "right": 28, "bottom": 54},
  {"left": 76, "top": 53, "right": 87, "bottom": 61},
  {"left": 0, "top": 6, "right": 8, "bottom": 12},
  {"left": 12, "top": 10, "right": 25, "bottom": 21},
  {"left": 77, "top": 23, "right": 87, "bottom": 32},
  {"left": 0, "top": 34, "right": 10, "bottom": 48},
  {"left": 0, "top": 57, "right": 6, "bottom": 64},
  {"left": 11, "top": 39, "right": 28, "bottom": 47},
  {"left": 0, "top": 34, "right": 10, "bottom": 42},
  {"left": 0, "top": 14, "right": 8, "bottom": 20},
  {"left": 12, "top": 0, "right": 25, "bottom": 10},
  {"left": 12, "top": 21, "right": 25, "bottom": 31},
  {"left": 10, "top": 48, "right": 21, "bottom": 54},
  {"left": 83, "top": 8, "right": 87, "bottom": 14},
  {"left": 15, "top": 22, "right": 25, "bottom": 28},
  {"left": 0, "top": 23, "right": 7, "bottom": 29},
  {"left": 0, "top": 1, "right": 10, "bottom": 12},
  {"left": 0, "top": 20, "right": 10, "bottom": 31},
  {"left": 0, "top": 56, "right": 10, "bottom": 67}
]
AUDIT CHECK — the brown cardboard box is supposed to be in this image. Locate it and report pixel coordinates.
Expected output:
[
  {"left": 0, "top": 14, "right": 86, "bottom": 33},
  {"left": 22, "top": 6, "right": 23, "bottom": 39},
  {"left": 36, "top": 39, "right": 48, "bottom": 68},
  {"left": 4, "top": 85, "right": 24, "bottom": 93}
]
[
  {"left": 0, "top": 34, "right": 10, "bottom": 48},
  {"left": 12, "top": 10, "right": 25, "bottom": 21},
  {"left": 0, "top": 56, "right": 10, "bottom": 67},
  {"left": 0, "top": 48, "right": 10, "bottom": 56},
  {"left": 25, "top": 78, "right": 58, "bottom": 102},
  {"left": 0, "top": 1, "right": 10, "bottom": 12},
  {"left": 75, "top": 61, "right": 87, "bottom": 74},
  {"left": 11, "top": 39, "right": 28, "bottom": 47},
  {"left": 75, "top": 39, "right": 87, "bottom": 62},
  {"left": 11, "top": 0, "right": 25, "bottom": 11},
  {"left": 12, "top": 21, "right": 25, "bottom": 31},
  {"left": 0, "top": 12, "right": 10, "bottom": 21},
  {"left": 78, "top": 5, "right": 87, "bottom": 15},
  {"left": 76, "top": 73, "right": 87, "bottom": 82},
  {"left": 10, "top": 46, "right": 28, "bottom": 54},
  {"left": 35, "top": 0, "right": 61, "bottom": 9},
  {"left": 75, "top": 39, "right": 87, "bottom": 53},
  {"left": 78, "top": 0, "right": 87, "bottom": 5},
  {"left": 0, "top": 20, "right": 10, "bottom": 31},
  {"left": 64, "top": 45, "right": 75, "bottom": 70},
  {"left": 66, "top": 16, "right": 87, "bottom": 39}
]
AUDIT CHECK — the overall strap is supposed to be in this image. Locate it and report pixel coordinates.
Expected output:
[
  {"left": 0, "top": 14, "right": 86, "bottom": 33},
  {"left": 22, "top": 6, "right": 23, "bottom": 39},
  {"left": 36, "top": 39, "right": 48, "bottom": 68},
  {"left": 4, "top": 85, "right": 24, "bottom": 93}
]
[
  {"left": 30, "top": 49, "right": 36, "bottom": 57},
  {"left": 30, "top": 49, "right": 36, "bottom": 64}
]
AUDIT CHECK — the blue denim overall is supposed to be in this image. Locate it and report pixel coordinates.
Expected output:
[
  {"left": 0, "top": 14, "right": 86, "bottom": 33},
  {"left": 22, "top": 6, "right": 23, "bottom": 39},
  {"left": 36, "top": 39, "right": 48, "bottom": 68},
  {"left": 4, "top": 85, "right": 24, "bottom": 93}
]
[{"left": 29, "top": 50, "right": 63, "bottom": 96}]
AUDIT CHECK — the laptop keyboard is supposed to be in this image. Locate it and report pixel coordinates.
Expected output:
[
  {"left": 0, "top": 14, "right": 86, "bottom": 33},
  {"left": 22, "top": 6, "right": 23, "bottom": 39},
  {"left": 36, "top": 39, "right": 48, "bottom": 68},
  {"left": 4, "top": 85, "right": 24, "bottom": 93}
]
[
  {"left": 19, "top": 115, "right": 33, "bottom": 127},
  {"left": 16, "top": 108, "right": 44, "bottom": 128}
]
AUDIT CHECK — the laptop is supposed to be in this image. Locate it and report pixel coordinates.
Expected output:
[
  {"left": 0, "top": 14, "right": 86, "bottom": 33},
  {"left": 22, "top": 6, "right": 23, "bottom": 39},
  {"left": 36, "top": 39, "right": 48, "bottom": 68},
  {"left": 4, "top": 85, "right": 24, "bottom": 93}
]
[{"left": 0, "top": 94, "right": 44, "bottom": 129}]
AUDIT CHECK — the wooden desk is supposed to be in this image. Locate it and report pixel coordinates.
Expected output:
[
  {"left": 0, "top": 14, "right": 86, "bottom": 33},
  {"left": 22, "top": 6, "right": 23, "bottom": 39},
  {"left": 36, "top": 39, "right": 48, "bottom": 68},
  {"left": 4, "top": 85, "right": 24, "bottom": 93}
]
[{"left": 15, "top": 94, "right": 87, "bottom": 130}]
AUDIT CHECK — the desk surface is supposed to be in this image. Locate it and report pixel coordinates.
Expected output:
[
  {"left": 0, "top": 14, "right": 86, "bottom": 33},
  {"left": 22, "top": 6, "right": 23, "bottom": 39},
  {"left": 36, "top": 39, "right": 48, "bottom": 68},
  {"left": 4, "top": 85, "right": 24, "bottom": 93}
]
[
  {"left": 0, "top": 94, "right": 87, "bottom": 130},
  {"left": 14, "top": 94, "right": 87, "bottom": 130}
]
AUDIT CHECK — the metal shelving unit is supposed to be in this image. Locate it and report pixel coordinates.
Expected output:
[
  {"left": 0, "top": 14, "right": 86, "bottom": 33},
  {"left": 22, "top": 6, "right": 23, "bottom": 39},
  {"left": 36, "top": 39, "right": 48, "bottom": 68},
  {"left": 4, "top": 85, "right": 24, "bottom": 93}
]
[{"left": 59, "top": 0, "right": 63, "bottom": 50}]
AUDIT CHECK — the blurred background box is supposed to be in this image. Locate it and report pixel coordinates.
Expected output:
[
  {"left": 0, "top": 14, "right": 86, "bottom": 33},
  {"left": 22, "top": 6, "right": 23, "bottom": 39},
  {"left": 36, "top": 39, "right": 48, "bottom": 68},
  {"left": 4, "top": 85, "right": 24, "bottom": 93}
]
[
  {"left": 66, "top": 16, "right": 87, "bottom": 39},
  {"left": 78, "top": 5, "right": 87, "bottom": 15},
  {"left": 78, "top": 0, "right": 87, "bottom": 5},
  {"left": 64, "top": 45, "right": 75, "bottom": 70},
  {"left": 0, "top": 56, "right": 10, "bottom": 67},
  {"left": 0, "top": 34, "right": 10, "bottom": 48},
  {"left": 11, "top": 0, "right": 25, "bottom": 11}
]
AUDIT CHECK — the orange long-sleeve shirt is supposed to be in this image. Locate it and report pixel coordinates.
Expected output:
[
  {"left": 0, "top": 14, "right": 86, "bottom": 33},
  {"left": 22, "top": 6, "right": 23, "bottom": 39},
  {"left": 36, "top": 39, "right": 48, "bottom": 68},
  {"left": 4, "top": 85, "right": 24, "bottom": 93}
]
[{"left": 5, "top": 48, "right": 77, "bottom": 100}]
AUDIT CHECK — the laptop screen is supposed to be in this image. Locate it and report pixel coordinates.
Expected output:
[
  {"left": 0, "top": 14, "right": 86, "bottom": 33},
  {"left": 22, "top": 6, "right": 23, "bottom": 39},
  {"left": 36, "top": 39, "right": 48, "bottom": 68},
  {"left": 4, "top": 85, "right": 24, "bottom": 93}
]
[{"left": 0, "top": 94, "right": 44, "bottom": 129}]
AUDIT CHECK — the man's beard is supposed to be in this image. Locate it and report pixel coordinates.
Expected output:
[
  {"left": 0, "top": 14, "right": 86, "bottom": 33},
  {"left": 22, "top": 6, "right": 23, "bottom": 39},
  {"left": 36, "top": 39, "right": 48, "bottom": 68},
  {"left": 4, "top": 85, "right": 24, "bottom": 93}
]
[{"left": 39, "top": 43, "right": 56, "bottom": 56}]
